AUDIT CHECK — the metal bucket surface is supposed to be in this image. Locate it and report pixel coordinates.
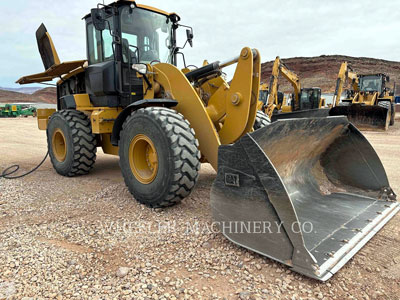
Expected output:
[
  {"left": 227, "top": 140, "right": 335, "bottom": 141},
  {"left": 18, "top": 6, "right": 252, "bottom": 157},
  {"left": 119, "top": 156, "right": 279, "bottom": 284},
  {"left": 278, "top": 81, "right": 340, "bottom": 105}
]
[{"left": 211, "top": 116, "right": 398, "bottom": 280}]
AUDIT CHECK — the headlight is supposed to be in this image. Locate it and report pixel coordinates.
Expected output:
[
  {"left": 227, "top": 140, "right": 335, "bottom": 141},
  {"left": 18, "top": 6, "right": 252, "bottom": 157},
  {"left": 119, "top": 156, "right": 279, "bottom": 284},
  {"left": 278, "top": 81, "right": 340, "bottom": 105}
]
[{"left": 132, "top": 64, "right": 147, "bottom": 75}]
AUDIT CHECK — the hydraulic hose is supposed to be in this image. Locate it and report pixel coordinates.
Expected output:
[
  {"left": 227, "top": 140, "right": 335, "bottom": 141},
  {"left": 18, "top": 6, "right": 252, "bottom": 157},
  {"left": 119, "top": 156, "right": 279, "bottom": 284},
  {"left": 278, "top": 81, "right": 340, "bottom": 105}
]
[{"left": 0, "top": 151, "right": 49, "bottom": 179}]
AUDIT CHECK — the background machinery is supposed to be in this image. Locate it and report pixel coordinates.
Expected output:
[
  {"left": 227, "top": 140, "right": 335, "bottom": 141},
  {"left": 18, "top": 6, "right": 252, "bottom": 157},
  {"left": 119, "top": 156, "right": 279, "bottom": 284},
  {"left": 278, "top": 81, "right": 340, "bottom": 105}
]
[
  {"left": 0, "top": 104, "right": 37, "bottom": 118},
  {"left": 262, "top": 56, "right": 327, "bottom": 121},
  {"left": 330, "top": 62, "right": 396, "bottom": 130},
  {"left": 0, "top": 104, "right": 19, "bottom": 117},
  {"left": 20, "top": 105, "right": 37, "bottom": 117},
  {"left": 258, "top": 82, "right": 286, "bottom": 113},
  {"left": 17, "top": 0, "right": 398, "bottom": 281}
]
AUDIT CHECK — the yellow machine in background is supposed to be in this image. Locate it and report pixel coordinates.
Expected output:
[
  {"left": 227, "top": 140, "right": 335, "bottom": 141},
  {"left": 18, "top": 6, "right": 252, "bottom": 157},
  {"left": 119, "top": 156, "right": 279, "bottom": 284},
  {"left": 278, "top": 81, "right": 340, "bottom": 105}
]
[
  {"left": 255, "top": 83, "right": 273, "bottom": 127},
  {"left": 330, "top": 62, "right": 395, "bottom": 130},
  {"left": 258, "top": 83, "right": 269, "bottom": 108},
  {"left": 331, "top": 62, "right": 359, "bottom": 105},
  {"left": 17, "top": 0, "right": 398, "bottom": 282},
  {"left": 262, "top": 57, "right": 326, "bottom": 121},
  {"left": 258, "top": 83, "right": 288, "bottom": 113}
]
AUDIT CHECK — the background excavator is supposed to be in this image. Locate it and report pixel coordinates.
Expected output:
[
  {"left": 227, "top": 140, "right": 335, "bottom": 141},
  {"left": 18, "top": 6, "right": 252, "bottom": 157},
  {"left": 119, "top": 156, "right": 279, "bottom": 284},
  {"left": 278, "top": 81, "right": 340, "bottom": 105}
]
[
  {"left": 17, "top": 0, "right": 398, "bottom": 281},
  {"left": 258, "top": 82, "right": 286, "bottom": 114},
  {"left": 261, "top": 56, "right": 327, "bottom": 121},
  {"left": 330, "top": 61, "right": 396, "bottom": 130}
]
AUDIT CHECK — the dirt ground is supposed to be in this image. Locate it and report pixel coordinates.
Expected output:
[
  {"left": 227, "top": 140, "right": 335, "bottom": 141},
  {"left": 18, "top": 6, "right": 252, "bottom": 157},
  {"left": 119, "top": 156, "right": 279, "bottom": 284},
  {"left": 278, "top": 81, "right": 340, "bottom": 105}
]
[{"left": 0, "top": 118, "right": 399, "bottom": 300}]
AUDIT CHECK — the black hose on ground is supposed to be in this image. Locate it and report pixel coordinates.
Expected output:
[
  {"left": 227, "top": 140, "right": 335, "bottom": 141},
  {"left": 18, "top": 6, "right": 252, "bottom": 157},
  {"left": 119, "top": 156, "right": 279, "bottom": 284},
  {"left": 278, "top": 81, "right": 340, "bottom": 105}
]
[{"left": 0, "top": 151, "right": 49, "bottom": 179}]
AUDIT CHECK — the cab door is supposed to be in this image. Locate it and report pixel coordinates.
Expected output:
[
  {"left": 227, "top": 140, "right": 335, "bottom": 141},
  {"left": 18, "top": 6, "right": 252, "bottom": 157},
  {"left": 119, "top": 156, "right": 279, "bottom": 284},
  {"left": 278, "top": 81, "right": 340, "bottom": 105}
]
[{"left": 85, "top": 15, "right": 119, "bottom": 106}]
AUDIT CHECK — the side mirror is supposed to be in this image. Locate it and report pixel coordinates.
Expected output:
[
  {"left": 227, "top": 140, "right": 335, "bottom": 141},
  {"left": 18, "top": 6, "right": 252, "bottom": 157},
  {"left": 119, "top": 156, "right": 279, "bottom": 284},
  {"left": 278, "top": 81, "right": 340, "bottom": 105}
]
[
  {"left": 91, "top": 8, "right": 106, "bottom": 31},
  {"left": 186, "top": 29, "right": 194, "bottom": 47}
]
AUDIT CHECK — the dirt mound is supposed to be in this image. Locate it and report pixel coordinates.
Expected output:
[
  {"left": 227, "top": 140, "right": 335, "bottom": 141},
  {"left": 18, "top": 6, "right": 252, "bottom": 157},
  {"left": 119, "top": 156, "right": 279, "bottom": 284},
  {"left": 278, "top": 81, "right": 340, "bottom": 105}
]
[
  {"left": 261, "top": 55, "right": 400, "bottom": 93},
  {"left": 0, "top": 87, "right": 56, "bottom": 104}
]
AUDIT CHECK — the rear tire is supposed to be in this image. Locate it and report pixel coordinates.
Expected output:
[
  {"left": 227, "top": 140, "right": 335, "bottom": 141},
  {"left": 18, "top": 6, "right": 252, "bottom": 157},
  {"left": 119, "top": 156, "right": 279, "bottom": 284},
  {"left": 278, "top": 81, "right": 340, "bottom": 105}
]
[
  {"left": 47, "top": 110, "right": 97, "bottom": 176},
  {"left": 119, "top": 107, "right": 201, "bottom": 208},
  {"left": 254, "top": 111, "right": 271, "bottom": 130}
]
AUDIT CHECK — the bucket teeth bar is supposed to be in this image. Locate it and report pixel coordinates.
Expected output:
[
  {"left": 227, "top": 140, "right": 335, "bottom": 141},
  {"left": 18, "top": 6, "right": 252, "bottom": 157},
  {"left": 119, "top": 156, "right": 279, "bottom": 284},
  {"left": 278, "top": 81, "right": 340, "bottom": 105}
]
[{"left": 211, "top": 116, "right": 399, "bottom": 281}]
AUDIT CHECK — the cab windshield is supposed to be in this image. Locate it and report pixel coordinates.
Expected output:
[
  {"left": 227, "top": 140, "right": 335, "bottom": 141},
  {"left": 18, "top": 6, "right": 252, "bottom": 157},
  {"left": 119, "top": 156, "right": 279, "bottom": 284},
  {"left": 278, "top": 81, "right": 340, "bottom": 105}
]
[
  {"left": 300, "top": 91, "right": 310, "bottom": 103},
  {"left": 120, "top": 7, "right": 173, "bottom": 64},
  {"left": 300, "top": 89, "right": 320, "bottom": 109},
  {"left": 359, "top": 76, "right": 382, "bottom": 92}
]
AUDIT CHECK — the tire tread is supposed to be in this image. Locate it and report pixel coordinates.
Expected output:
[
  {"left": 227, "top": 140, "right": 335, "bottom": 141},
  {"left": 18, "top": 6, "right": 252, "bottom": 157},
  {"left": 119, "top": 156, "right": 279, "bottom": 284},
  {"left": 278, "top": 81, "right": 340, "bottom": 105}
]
[
  {"left": 120, "top": 107, "right": 200, "bottom": 208},
  {"left": 48, "top": 110, "right": 96, "bottom": 177}
]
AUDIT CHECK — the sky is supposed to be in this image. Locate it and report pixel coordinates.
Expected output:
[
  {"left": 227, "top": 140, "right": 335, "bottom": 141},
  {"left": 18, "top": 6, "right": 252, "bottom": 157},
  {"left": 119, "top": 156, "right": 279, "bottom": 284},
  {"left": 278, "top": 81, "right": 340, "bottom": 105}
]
[{"left": 1, "top": 0, "right": 400, "bottom": 88}]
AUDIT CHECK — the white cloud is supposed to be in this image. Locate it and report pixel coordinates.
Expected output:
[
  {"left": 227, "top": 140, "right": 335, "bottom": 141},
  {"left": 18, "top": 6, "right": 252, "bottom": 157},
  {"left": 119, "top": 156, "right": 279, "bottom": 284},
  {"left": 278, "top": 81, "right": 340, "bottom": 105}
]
[{"left": 1, "top": 0, "right": 400, "bottom": 87}]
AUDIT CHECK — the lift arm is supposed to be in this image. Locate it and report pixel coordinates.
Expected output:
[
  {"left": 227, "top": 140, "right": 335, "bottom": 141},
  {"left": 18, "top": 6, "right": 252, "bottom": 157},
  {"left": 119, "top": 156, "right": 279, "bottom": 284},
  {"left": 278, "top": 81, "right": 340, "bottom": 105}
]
[
  {"left": 266, "top": 57, "right": 280, "bottom": 113},
  {"left": 151, "top": 47, "right": 260, "bottom": 169},
  {"left": 279, "top": 62, "right": 301, "bottom": 110},
  {"left": 332, "top": 62, "right": 359, "bottom": 107},
  {"left": 265, "top": 57, "right": 301, "bottom": 117}
]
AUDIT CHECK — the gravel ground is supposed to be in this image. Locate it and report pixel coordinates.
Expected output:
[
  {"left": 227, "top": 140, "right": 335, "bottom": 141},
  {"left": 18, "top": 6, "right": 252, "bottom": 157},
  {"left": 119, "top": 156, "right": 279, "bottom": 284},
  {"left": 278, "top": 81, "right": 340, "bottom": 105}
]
[{"left": 0, "top": 118, "right": 400, "bottom": 300}]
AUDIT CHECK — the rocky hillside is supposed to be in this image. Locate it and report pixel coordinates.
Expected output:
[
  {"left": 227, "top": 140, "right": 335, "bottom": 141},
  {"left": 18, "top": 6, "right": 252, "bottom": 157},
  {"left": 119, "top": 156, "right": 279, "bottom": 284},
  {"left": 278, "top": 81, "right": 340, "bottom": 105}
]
[
  {"left": 261, "top": 55, "right": 400, "bottom": 94},
  {"left": 0, "top": 86, "right": 43, "bottom": 94},
  {"left": 1, "top": 55, "right": 399, "bottom": 103},
  {"left": 0, "top": 87, "right": 56, "bottom": 104}
]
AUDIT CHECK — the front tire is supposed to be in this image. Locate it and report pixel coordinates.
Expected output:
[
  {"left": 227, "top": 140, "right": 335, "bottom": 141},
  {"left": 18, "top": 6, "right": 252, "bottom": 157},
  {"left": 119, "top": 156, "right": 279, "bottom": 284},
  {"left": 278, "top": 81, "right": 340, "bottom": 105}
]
[
  {"left": 119, "top": 107, "right": 201, "bottom": 208},
  {"left": 47, "top": 110, "right": 97, "bottom": 176}
]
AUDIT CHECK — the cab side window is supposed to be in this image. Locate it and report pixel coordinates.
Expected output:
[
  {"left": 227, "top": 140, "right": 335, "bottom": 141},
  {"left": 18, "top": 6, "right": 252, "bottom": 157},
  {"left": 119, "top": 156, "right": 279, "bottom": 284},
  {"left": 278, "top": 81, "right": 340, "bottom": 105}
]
[
  {"left": 87, "top": 16, "right": 114, "bottom": 64},
  {"left": 87, "top": 23, "right": 101, "bottom": 64},
  {"left": 102, "top": 17, "right": 114, "bottom": 61}
]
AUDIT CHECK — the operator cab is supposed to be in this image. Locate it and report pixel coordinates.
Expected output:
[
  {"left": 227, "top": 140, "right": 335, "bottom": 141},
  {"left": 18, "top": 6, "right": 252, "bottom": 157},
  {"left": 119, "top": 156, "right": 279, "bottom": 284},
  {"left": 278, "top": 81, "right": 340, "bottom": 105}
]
[
  {"left": 358, "top": 74, "right": 389, "bottom": 94},
  {"left": 298, "top": 88, "right": 321, "bottom": 110},
  {"left": 82, "top": 1, "right": 190, "bottom": 108},
  {"left": 259, "top": 89, "right": 284, "bottom": 107}
]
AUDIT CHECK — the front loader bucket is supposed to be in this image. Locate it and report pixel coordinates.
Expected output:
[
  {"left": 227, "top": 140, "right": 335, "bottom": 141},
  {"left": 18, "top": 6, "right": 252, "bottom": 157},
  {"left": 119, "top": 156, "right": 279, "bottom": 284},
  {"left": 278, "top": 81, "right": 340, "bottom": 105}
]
[
  {"left": 211, "top": 117, "right": 399, "bottom": 281},
  {"left": 330, "top": 104, "right": 390, "bottom": 131}
]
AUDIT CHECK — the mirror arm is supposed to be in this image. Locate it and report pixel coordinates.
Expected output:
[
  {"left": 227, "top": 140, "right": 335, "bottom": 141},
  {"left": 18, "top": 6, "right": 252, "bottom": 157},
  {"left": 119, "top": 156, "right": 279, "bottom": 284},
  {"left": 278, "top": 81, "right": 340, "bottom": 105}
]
[
  {"left": 178, "top": 23, "right": 193, "bottom": 31},
  {"left": 175, "top": 50, "right": 187, "bottom": 68},
  {"left": 181, "top": 40, "right": 189, "bottom": 50}
]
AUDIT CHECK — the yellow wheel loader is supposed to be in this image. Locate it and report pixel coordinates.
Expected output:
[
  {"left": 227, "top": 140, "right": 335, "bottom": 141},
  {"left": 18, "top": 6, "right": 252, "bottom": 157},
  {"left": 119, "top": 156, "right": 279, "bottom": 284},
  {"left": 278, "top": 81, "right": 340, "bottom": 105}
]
[
  {"left": 330, "top": 62, "right": 396, "bottom": 130},
  {"left": 17, "top": 0, "right": 398, "bottom": 281},
  {"left": 261, "top": 56, "right": 328, "bottom": 122}
]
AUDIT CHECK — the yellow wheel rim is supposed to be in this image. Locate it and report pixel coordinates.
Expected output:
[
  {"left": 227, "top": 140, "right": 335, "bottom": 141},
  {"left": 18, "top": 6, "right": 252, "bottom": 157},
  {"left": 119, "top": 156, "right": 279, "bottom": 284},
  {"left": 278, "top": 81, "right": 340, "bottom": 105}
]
[
  {"left": 52, "top": 129, "right": 67, "bottom": 162},
  {"left": 129, "top": 134, "right": 159, "bottom": 184}
]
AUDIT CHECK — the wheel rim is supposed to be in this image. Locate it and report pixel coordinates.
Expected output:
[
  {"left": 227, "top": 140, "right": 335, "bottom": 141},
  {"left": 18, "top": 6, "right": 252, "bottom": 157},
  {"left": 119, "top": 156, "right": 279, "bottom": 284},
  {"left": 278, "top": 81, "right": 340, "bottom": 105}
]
[
  {"left": 129, "top": 134, "right": 159, "bottom": 184},
  {"left": 52, "top": 129, "right": 67, "bottom": 162}
]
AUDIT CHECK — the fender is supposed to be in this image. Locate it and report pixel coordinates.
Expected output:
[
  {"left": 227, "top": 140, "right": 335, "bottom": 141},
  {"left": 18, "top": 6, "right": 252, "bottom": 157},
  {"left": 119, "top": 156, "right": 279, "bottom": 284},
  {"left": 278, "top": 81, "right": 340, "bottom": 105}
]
[{"left": 110, "top": 99, "right": 178, "bottom": 146}]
